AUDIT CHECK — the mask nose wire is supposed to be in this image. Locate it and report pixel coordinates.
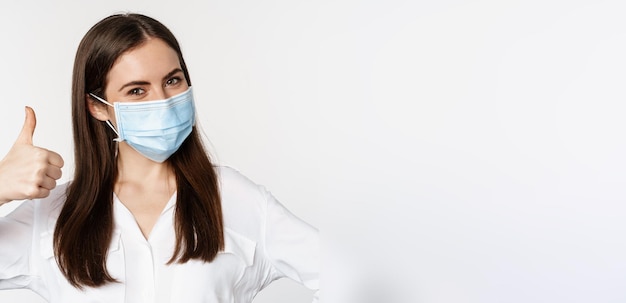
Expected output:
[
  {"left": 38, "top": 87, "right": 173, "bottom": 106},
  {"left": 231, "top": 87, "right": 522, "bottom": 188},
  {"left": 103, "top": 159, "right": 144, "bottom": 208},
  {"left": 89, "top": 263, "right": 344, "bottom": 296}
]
[{"left": 89, "top": 93, "right": 122, "bottom": 141}]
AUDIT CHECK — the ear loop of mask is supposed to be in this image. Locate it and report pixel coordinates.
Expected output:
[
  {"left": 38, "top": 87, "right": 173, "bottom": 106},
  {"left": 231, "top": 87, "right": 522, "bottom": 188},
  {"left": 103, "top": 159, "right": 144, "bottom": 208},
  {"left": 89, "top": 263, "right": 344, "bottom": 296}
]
[{"left": 89, "top": 93, "right": 122, "bottom": 142}]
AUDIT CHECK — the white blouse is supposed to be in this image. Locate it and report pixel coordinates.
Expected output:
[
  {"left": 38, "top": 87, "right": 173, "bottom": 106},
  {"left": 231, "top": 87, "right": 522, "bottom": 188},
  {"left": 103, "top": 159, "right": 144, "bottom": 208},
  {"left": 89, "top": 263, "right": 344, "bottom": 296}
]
[{"left": 0, "top": 166, "right": 319, "bottom": 303}]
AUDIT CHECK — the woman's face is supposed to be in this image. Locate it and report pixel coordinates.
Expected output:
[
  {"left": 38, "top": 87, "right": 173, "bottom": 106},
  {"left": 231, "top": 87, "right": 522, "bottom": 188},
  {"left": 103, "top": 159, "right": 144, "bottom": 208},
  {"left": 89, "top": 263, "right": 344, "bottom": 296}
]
[{"left": 89, "top": 37, "right": 189, "bottom": 125}]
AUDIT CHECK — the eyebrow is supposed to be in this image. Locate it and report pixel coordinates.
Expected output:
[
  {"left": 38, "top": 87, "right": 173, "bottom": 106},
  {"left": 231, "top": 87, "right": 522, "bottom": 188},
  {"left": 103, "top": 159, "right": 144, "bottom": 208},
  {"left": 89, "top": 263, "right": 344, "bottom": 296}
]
[{"left": 117, "top": 68, "right": 184, "bottom": 92}]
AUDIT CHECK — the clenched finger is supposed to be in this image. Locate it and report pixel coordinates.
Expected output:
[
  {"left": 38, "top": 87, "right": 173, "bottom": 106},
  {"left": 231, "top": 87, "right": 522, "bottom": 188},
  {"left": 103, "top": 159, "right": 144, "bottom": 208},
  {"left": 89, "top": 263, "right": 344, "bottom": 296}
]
[
  {"left": 34, "top": 187, "right": 51, "bottom": 199},
  {"left": 40, "top": 176, "right": 57, "bottom": 190},
  {"left": 24, "top": 185, "right": 50, "bottom": 200},
  {"left": 47, "top": 150, "right": 64, "bottom": 168},
  {"left": 46, "top": 165, "right": 63, "bottom": 180}
]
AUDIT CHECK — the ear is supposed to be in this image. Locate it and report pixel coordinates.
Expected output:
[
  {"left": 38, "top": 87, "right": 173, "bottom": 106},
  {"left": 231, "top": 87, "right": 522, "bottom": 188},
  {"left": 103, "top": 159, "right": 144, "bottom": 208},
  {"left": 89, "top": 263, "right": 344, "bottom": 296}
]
[{"left": 86, "top": 94, "right": 111, "bottom": 122}]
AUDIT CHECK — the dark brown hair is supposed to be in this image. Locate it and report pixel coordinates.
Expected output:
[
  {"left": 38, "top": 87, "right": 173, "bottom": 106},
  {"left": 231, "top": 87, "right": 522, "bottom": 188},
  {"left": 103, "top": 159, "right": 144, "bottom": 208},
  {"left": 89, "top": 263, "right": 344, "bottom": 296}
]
[{"left": 53, "top": 13, "right": 224, "bottom": 288}]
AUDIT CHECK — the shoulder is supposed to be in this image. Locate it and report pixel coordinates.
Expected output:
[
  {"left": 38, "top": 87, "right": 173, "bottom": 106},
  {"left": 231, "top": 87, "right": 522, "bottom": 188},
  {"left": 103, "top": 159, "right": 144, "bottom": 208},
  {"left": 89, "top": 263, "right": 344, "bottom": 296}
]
[
  {"left": 216, "top": 166, "right": 268, "bottom": 203},
  {"left": 215, "top": 166, "right": 269, "bottom": 237},
  {"left": 216, "top": 166, "right": 261, "bottom": 190}
]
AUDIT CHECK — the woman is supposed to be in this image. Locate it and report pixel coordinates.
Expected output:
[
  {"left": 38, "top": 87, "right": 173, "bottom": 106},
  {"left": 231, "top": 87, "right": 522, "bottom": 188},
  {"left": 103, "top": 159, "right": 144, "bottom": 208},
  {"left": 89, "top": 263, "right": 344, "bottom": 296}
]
[{"left": 0, "top": 13, "right": 318, "bottom": 302}]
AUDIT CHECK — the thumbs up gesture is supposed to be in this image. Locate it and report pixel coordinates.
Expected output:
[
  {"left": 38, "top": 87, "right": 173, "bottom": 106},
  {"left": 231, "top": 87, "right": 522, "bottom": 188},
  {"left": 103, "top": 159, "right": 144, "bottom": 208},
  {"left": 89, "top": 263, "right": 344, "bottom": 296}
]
[{"left": 0, "top": 107, "right": 65, "bottom": 205}]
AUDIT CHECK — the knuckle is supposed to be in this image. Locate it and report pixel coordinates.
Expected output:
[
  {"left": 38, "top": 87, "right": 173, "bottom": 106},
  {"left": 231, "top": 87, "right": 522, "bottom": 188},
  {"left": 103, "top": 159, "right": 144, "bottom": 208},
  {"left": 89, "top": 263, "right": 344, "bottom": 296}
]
[
  {"left": 35, "top": 165, "right": 47, "bottom": 176},
  {"left": 33, "top": 172, "right": 45, "bottom": 184},
  {"left": 33, "top": 147, "right": 46, "bottom": 159},
  {"left": 34, "top": 149, "right": 53, "bottom": 163},
  {"left": 24, "top": 186, "right": 39, "bottom": 199},
  {"left": 44, "top": 179, "right": 57, "bottom": 190}
]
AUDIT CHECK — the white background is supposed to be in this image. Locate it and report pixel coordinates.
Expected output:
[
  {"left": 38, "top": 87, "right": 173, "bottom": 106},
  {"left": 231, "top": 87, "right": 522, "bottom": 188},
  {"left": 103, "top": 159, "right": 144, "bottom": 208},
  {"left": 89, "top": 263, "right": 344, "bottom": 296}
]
[{"left": 2, "top": 0, "right": 626, "bottom": 303}]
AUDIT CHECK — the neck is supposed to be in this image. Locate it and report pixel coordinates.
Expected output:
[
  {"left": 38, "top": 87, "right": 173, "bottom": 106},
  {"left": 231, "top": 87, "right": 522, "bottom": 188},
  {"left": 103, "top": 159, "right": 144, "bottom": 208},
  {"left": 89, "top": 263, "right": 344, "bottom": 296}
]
[{"left": 115, "top": 142, "right": 176, "bottom": 193}]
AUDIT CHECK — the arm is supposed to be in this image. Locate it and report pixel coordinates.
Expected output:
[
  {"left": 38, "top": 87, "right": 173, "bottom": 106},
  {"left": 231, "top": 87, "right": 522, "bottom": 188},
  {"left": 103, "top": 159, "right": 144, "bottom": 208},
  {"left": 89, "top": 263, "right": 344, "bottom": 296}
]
[
  {"left": 0, "top": 199, "right": 35, "bottom": 290},
  {"left": 263, "top": 190, "right": 320, "bottom": 302}
]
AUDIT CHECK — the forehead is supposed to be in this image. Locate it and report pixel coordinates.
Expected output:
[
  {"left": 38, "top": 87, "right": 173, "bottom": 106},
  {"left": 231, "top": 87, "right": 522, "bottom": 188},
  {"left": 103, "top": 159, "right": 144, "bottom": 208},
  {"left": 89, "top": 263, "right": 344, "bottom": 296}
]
[{"left": 107, "top": 38, "right": 181, "bottom": 85}]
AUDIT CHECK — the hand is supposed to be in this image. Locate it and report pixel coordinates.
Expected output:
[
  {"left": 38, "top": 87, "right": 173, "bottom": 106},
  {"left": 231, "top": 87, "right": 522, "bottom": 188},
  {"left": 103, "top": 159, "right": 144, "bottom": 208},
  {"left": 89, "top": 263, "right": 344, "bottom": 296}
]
[{"left": 0, "top": 107, "right": 64, "bottom": 204}]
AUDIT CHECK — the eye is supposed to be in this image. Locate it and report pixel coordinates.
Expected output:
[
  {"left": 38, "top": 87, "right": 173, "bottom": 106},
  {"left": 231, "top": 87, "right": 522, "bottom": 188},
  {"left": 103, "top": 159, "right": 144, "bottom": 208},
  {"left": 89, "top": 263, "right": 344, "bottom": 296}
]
[
  {"left": 165, "top": 77, "right": 181, "bottom": 87},
  {"left": 127, "top": 87, "right": 145, "bottom": 96}
]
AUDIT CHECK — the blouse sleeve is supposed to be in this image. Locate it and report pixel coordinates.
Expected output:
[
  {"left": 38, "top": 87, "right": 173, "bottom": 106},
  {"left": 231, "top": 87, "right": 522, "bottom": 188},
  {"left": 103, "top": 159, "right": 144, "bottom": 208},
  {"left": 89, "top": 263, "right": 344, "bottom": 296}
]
[
  {"left": 0, "top": 200, "right": 36, "bottom": 290},
  {"left": 262, "top": 189, "right": 320, "bottom": 303}
]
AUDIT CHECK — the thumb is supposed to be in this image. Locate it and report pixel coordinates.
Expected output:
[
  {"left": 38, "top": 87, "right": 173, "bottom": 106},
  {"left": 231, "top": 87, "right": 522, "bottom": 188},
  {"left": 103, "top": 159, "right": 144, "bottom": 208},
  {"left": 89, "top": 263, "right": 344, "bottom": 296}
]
[{"left": 15, "top": 106, "right": 36, "bottom": 145}]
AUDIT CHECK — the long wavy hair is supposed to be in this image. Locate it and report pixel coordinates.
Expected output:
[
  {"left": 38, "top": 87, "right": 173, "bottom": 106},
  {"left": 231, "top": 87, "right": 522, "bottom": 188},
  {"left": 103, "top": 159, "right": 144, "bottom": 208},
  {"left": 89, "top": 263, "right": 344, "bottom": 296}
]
[{"left": 53, "top": 13, "right": 224, "bottom": 288}]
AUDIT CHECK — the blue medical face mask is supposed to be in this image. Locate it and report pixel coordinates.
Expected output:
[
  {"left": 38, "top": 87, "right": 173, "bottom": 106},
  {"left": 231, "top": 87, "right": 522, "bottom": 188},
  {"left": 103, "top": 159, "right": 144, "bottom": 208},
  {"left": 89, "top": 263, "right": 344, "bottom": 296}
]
[{"left": 89, "top": 87, "right": 195, "bottom": 163}]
